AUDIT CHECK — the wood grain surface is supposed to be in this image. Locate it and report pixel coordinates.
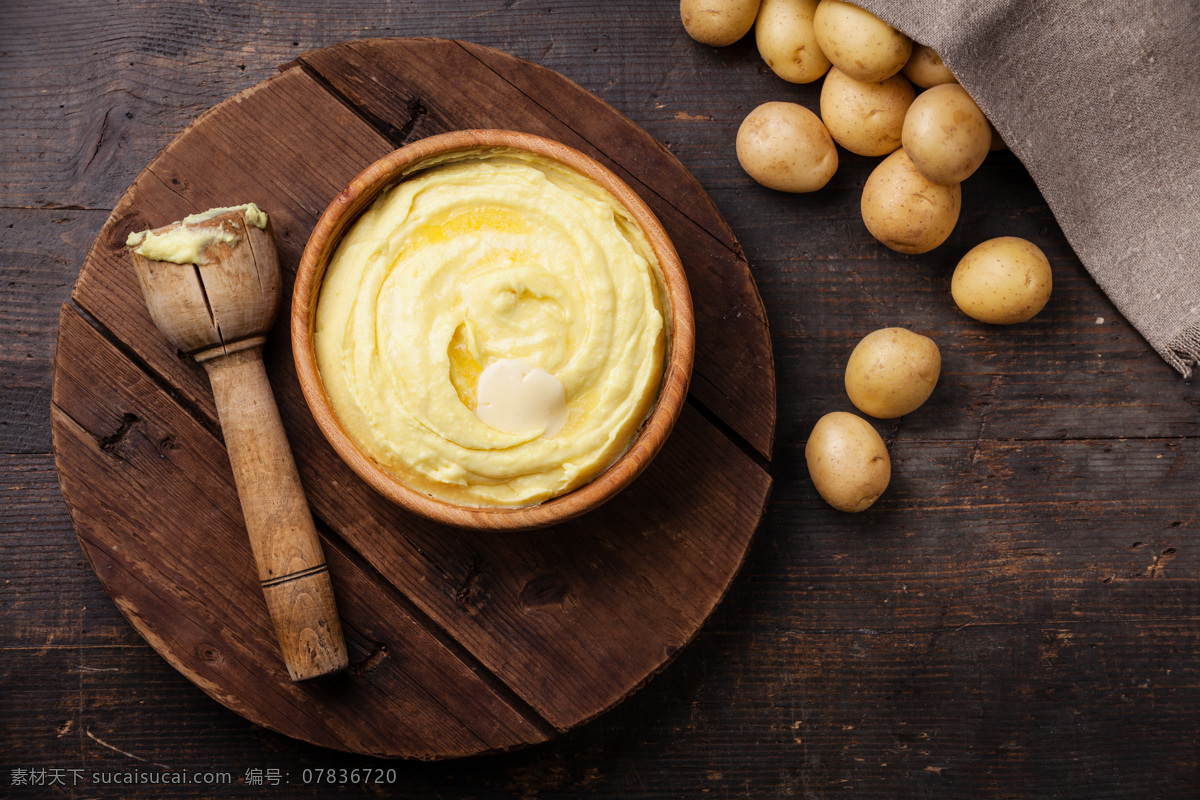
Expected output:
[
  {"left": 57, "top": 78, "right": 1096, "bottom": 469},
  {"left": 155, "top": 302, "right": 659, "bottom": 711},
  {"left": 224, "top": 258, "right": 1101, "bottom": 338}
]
[
  {"left": 5, "top": 1, "right": 1200, "bottom": 797},
  {"left": 52, "top": 38, "right": 774, "bottom": 757}
]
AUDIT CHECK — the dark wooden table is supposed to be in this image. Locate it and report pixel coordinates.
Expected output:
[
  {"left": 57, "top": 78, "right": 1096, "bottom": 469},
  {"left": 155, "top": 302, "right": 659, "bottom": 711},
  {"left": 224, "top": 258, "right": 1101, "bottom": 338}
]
[{"left": 4, "top": 2, "right": 1198, "bottom": 797}]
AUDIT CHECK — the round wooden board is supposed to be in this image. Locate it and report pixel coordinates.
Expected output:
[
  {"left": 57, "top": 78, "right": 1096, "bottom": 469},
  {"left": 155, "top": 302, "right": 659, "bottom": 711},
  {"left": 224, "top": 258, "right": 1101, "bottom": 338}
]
[{"left": 50, "top": 38, "right": 776, "bottom": 758}]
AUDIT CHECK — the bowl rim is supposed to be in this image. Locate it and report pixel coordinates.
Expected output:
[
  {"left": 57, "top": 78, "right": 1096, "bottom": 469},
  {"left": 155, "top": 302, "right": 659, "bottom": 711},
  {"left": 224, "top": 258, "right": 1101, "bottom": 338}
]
[{"left": 291, "top": 129, "right": 695, "bottom": 530}]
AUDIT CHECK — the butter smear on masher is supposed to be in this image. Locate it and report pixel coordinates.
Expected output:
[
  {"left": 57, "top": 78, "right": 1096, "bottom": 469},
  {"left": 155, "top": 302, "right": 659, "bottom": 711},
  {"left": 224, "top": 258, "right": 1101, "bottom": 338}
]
[{"left": 126, "top": 203, "right": 268, "bottom": 265}]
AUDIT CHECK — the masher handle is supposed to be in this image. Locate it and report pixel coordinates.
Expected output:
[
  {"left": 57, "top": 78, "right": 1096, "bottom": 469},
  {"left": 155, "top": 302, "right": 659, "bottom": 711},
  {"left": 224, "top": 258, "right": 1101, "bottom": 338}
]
[{"left": 199, "top": 338, "right": 348, "bottom": 681}]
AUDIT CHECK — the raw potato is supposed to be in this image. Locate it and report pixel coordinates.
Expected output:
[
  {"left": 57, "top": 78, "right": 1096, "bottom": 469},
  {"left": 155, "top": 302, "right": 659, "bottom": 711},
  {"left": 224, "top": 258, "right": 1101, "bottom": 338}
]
[
  {"left": 902, "top": 43, "right": 957, "bottom": 88},
  {"left": 737, "top": 101, "right": 838, "bottom": 192},
  {"left": 681, "top": 0, "right": 762, "bottom": 47},
  {"left": 952, "top": 236, "right": 1053, "bottom": 324},
  {"left": 755, "top": 0, "right": 830, "bottom": 84},
  {"left": 812, "top": 0, "right": 912, "bottom": 83},
  {"left": 844, "top": 327, "right": 941, "bottom": 419},
  {"left": 901, "top": 84, "right": 991, "bottom": 185},
  {"left": 861, "top": 148, "right": 961, "bottom": 254},
  {"left": 819, "top": 66, "right": 915, "bottom": 157},
  {"left": 806, "top": 411, "right": 891, "bottom": 512}
]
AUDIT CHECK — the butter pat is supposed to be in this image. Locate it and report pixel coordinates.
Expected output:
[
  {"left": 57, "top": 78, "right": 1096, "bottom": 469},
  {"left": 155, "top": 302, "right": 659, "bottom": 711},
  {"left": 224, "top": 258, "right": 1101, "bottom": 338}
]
[
  {"left": 126, "top": 202, "right": 268, "bottom": 265},
  {"left": 475, "top": 359, "right": 568, "bottom": 437}
]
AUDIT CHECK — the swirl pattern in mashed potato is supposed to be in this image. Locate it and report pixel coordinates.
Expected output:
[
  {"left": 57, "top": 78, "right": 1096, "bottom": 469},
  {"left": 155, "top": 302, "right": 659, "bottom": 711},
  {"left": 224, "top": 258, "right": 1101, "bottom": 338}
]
[{"left": 314, "top": 150, "right": 668, "bottom": 507}]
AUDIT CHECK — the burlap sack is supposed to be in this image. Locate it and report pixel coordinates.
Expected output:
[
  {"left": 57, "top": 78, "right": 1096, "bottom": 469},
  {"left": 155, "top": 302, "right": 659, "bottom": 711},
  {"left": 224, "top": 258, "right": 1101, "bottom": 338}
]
[{"left": 855, "top": 0, "right": 1200, "bottom": 376}]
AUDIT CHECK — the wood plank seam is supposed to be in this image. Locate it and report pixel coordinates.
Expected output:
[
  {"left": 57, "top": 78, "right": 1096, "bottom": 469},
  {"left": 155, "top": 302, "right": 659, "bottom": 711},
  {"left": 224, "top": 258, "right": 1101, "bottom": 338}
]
[
  {"left": 319, "top": 613, "right": 508, "bottom": 754},
  {"left": 289, "top": 59, "right": 429, "bottom": 148},
  {"left": 51, "top": 403, "right": 254, "bottom": 571},
  {"left": 315, "top": 638, "right": 497, "bottom": 755},
  {"left": 65, "top": 298, "right": 222, "bottom": 442},
  {"left": 312, "top": 514, "right": 563, "bottom": 739},
  {"left": 686, "top": 372, "right": 775, "bottom": 472}
]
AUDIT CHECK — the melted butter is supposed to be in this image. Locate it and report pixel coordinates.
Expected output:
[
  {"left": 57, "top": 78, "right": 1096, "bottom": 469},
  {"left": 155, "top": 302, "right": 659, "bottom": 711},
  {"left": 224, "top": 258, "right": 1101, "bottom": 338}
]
[
  {"left": 440, "top": 206, "right": 526, "bottom": 237},
  {"left": 448, "top": 323, "right": 484, "bottom": 409},
  {"left": 403, "top": 206, "right": 528, "bottom": 255}
]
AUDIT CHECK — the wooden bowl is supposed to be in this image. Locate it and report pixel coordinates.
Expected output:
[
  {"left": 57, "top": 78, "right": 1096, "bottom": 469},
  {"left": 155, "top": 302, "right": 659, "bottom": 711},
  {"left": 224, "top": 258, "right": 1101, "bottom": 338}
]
[{"left": 292, "top": 130, "right": 695, "bottom": 530}]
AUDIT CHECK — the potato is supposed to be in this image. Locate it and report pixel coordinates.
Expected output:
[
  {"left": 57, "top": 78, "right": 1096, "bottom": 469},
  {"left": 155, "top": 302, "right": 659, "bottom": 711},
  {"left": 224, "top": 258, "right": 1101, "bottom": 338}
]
[
  {"left": 805, "top": 411, "right": 890, "bottom": 512},
  {"left": 901, "top": 84, "right": 990, "bottom": 185},
  {"left": 861, "top": 148, "right": 961, "bottom": 254},
  {"left": 755, "top": 0, "right": 830, "bottom": 84},
  {"left": 819, "top": 66, "right": 915, "bottom": 157},
  {"left": 812, "top": 0, "right": 912, "bottom": 82},
  {"left": 737, "top": 101, "right": 838, "bottom": 192},
  {"left": 901, "top": 43, "right": 956, "bottom": 88},
  {"left": 951, "top": 236, "right": 1052, "bottom": 324},
  {"left": 681, "top": 0, "right": 762, "bottom": 47},
  {"left": 844, "top": 327, "right": 941, "bottom": 419}
]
